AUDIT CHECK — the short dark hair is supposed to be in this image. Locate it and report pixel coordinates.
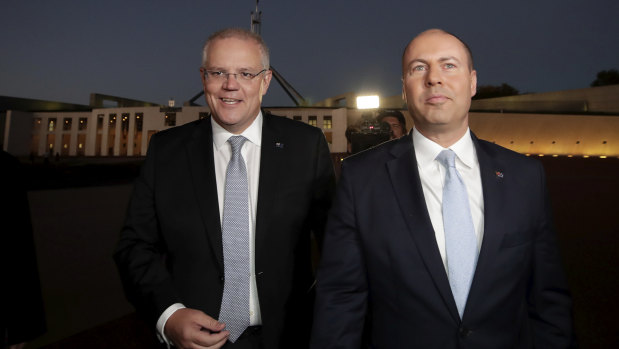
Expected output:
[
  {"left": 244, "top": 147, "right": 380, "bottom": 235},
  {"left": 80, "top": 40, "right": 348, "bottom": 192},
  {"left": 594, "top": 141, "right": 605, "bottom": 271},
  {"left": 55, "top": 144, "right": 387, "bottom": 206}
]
[{"left": 377, "top": 109, "right": 406, "bottom": 127}]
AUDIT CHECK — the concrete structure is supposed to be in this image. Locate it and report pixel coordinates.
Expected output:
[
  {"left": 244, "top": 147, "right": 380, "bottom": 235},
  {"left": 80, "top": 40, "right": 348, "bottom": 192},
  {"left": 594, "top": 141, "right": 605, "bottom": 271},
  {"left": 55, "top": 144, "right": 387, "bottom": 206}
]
[
  {"left": 3, "top": 105, "right": 348, "bottom": 157},
  {"left": 2, "top": 85, "right": 619, "bottom": 159}
]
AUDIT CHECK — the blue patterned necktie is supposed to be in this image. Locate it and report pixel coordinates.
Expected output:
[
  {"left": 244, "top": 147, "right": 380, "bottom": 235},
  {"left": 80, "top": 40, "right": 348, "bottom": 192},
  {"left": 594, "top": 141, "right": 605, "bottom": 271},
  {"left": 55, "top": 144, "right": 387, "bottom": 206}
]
[
  {"left": 437, "top": 149, "right": 478, "bottom": 319},
  {"left": 219, "top": 135, "right": 250, "bottom": 342}
]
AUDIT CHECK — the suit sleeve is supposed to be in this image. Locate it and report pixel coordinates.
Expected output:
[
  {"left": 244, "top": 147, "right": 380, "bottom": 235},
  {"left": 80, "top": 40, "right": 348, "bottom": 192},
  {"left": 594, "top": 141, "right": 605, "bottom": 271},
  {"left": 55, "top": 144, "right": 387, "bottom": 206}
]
[
  {"left": 309, "top": 130, "right": 336, "bottom": 250},
  {"left": 528, "top": 161, "right": 577, "bottom": 348},
  {"left": 114, "top": 135, "right": 179, "bottom": 326},
  {"left": 311, "top": 161, "right": 368, "bottom": 349}
]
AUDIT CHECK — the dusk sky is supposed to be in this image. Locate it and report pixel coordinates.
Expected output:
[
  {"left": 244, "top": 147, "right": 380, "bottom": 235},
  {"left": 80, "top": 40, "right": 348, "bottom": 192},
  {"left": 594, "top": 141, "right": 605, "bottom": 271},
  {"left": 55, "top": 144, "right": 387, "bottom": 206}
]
[{"left": 1, "top": 0, "right": 617, "bottom": 107}]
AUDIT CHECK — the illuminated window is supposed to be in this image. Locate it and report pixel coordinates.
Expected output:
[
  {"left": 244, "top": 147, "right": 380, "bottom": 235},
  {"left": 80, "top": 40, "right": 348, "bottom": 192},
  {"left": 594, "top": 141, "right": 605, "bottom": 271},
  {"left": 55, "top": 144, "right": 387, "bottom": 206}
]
[
  {"left": 78, "top": 118, "right": 88, "bottom": 131},
  {"left": 165, "top": 112, "right": 176, "bottom": 126},
  {"left": 48, "top": 118, "right": 56, "bottom": 132},
  {"left": 63, "top": 118, "right": 72, "bottom": 131},
  {"left": 308, "top": 116, "right": 317, "bottom": 127},
  {"left": 121, "top": 113, "right": 130, "bottom": 132},
  {"left": 135, "top": 113, "right": 143, "bottom": 131},
  {"left": 323, "top": 116, "right": 332, "bottom": 129}
]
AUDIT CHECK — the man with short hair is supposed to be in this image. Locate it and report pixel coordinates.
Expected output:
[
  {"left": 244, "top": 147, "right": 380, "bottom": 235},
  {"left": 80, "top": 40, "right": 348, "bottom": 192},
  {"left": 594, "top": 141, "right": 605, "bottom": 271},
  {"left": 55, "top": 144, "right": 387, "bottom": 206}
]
[
  {"left": 376, "top": 109, "right": 407, "bottom": 139},
  {"left": 116, "top": 28, "right": 335, "bottom": 348},
  {"left": 311, "top": 29, "right": 575, "bottom": 348}
]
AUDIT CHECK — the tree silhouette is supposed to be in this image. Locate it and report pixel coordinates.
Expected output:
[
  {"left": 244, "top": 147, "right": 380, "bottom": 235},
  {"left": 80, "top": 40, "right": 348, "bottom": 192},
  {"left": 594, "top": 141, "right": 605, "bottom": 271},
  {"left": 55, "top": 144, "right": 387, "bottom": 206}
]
[
  {"left": 591, "top": 69, "right": 619, "bottom": 87},
  {"left": 473, "top": 83, "right": 519, "bottom": 100}
]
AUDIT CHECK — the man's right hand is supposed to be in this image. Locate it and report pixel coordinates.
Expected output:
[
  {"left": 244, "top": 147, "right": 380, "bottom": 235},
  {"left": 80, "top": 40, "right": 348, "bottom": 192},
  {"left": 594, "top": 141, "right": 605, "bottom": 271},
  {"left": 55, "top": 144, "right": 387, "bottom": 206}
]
[{"left": 164, "top": 308, "right": 229, "bottom": 349}]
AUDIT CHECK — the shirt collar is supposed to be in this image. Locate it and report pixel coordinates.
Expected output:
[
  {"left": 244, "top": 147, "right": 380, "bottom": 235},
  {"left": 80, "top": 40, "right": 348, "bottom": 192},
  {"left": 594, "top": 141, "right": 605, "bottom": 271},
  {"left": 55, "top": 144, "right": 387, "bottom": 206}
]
[
  {"left": 412, "top": 127, "right": 476, "bottom": 169},
  {"left": 212, "top": 111, "right": 263, "bottom": 150}
]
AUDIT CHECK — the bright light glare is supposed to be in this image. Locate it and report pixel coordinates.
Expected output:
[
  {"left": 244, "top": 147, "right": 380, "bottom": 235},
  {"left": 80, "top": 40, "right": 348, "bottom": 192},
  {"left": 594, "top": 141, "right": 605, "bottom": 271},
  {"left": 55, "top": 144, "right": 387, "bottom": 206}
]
[{"left": 356, "top": 95, "right": 379, "bottom": 109}]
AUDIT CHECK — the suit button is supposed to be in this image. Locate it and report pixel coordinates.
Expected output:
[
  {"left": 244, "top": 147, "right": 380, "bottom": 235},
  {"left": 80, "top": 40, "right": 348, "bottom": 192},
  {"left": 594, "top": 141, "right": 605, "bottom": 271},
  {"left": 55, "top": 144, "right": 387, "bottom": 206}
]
[
  {"left": 459, "top": 327, "right": 472, "bottom": 338},
  {"left": 220, "top": 276, "right": 224, "bottom": 282}
]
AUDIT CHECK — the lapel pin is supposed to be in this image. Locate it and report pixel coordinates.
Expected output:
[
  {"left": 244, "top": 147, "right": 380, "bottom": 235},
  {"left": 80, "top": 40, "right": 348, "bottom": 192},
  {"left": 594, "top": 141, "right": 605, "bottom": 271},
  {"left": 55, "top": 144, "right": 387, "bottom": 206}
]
[
  {"left": 275, "top": 142, "right": 284, "bottom": 149},
  {"left": 495, "top": 170, "right": 504, "bottom": 178}
]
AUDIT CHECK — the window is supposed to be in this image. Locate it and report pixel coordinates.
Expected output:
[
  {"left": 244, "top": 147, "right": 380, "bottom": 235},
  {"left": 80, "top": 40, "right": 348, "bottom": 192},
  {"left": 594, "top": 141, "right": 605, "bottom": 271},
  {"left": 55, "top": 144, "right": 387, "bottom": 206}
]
[
  {"left": 97, "top": 114, "right": 104, "bottom": 131},
  {"left": 293, "top": 115, "right": 302, "bottom": 121},
  {"left": 135, "top": 113, "right": 143, "bottom": 131},
  {"left": 48, "top": 118, "right": 57, "bottom": 132},
  {"left": 308, "top": 116, "right": 317, "bottom": 127},
  {"left": 165, "top": 112, "right": 176, "bottom": 126},
  {"left": 323, "top": 116, "right": 332, "bottom": 129},
  {"left": 78, "top": 118, "right": 88, "bottom": 131},
  {"left": 63, "top": 118, "right": 72, "bottom": 131},
  {"left": 134, "top": 113, "right": 144, "bottom": 156},
  {"left": 33, "top": 118, "right": 42, "bottom": 131},
  {"left": 121, "top": 113, "right": 130, "bottom": 132}
]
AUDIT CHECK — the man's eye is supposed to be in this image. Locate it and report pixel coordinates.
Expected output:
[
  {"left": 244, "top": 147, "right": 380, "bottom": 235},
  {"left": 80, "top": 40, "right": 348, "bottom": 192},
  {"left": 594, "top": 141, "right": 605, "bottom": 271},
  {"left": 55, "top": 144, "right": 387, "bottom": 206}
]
[
  {"left": 210, "top": 71, "right": 224, "bottom": 77},
  {"left": 444, "top": 63, "right": 456, "bottom": 69},
  {"left": 240, "top": 72, "right": 254, "bottom": 78},
  {"left": 411, "top": 65, "right": 426, "bottom": 73}
]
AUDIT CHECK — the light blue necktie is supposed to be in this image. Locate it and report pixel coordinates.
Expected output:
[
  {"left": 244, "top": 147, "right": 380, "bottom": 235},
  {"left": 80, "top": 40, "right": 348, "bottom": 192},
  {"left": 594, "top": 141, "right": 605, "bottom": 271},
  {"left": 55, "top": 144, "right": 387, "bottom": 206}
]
[
  {"left": 219, "top": 135, "right": 250, "bottom": 342},
  {"left": 437, "top": 149, "right": 478, "bottom": 319}
]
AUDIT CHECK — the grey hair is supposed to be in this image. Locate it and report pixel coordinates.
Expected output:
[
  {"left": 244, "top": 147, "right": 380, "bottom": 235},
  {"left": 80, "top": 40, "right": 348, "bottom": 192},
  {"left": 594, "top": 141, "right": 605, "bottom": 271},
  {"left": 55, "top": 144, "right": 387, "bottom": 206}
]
[{"left": 201, "top": 28, "right": 270, "bottom": 69}]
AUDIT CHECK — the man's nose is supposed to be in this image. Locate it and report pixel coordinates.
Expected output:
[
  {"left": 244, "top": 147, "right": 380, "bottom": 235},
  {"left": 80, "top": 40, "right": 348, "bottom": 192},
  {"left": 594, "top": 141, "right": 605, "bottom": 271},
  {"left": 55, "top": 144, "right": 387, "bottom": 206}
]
[
  {"left": 425, "top": 68, "right": 442, "bottom": 87},
  {"left": 223, "top": 73, "right": 240, "bottom": 89}
]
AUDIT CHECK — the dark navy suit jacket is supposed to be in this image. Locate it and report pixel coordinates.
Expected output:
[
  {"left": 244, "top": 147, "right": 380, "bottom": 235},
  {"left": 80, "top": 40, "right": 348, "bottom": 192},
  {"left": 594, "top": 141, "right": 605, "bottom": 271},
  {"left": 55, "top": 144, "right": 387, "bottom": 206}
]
[{"left": 312, "top": 132, "right": 575, "bottom": 348}]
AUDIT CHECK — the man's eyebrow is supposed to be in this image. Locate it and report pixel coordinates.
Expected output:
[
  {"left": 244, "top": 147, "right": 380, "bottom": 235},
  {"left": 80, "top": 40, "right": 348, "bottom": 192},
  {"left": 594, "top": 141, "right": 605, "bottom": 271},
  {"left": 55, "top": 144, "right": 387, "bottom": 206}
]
[
  {"left": 438, "top": 56, "right": 461, "bottom": 64},
  {"left": 405, "top": 58, "right": 428, "bottom": 69}
]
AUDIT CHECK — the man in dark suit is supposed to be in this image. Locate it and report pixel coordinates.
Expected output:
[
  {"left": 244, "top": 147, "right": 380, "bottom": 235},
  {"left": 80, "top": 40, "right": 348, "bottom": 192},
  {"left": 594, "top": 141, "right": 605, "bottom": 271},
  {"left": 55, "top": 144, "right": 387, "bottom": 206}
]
[
  {"left": 115, "top": 28, "right": 335, "bottom": 349},
  {"left": 1, "top": 150, "right": 46, "bottom": 349},
  {"left": 311, "top": 29, "right": 575, "bottom": 348}
]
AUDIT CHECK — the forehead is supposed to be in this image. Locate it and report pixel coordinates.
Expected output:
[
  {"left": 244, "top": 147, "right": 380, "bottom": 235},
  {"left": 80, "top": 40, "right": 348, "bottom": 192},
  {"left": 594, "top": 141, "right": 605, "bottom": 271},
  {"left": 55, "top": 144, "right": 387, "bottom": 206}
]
[
  {"left": 403, "top": 31, "right": 469, "bottom": 68},
  {"left": 206, "top": 37, "right": 262, "bottom": 67},
  {"left": 381, "top": 116, "right": 401, "bottom": 123}
]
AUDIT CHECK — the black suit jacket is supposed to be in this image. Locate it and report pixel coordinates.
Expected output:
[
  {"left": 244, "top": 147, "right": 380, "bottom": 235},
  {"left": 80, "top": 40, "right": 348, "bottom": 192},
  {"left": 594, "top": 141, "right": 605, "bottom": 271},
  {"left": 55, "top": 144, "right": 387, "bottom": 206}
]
[
  {"left": 115, "top": 112, "right": 335, "bottom": 348},
  {"left": 1, "top": 151, "right": 46, "bottom": 346},
  {"left": 311, "top": 133, "right": 575, "bottom": 348}
]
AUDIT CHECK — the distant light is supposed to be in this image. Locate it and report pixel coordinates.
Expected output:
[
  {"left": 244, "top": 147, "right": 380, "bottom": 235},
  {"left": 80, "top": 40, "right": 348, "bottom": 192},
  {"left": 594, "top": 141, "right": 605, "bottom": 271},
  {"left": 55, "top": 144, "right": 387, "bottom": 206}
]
[
  {"left": 552, "top": 154, "right": 558, "bottom": 157},
  {"left": 583, "top": 155, "right": 590, "bottom": 158},
  {"left": 525, "top": 153, "right": 531, "bottom": 156},
  {"left": 356, "top": 95, "right": 379, "bottom": 109},
  {"left": 538, "top": 154, "right": 544, "bottom": 157},
  {"left": 567, "top": 155, "right": 573, "bottom": 158},
  {"left": 600, "top": 155, "right": 607, "bottom": 159},
  {"left": 168, "top": 98, "right": 175, "bottom": 108}
]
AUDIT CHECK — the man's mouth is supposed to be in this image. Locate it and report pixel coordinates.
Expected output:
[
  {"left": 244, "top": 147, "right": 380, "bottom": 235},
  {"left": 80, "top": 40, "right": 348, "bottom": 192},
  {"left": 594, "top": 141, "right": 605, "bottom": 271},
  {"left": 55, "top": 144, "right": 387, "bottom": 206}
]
[
  {"left": 426, "top": 94, "right": 448, "bottom": 104},
  {"left": 221, "top": 98, "right": 241, "bottom": 104}
]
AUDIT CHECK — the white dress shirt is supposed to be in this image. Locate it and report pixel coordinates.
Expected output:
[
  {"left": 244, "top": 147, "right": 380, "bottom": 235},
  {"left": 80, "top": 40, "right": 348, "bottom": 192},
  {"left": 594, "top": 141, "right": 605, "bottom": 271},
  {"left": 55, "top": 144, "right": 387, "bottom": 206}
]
[
  {"left": 156, "top": 112, "right": 263, "bottom": 344},
  {"left": 412, "top": 128, "right": 485, "bottom": 272}
]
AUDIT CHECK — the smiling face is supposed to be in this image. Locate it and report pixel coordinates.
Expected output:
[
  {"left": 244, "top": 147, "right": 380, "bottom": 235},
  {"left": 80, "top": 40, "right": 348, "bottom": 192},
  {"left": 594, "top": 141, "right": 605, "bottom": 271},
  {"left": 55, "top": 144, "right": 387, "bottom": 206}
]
[
  {"left": 201, "top": 36, "right": 272, "bottom": 134},
  {"left": 402, "top": 29, "right": 477, "bottom": 147}
]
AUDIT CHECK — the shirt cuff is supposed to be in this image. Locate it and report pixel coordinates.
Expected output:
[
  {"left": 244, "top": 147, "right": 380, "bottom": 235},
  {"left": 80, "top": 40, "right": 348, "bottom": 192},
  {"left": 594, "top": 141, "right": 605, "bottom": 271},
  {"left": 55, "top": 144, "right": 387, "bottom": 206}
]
[{"left": 156, "top": 303, "right": 186, "bottom": 347}]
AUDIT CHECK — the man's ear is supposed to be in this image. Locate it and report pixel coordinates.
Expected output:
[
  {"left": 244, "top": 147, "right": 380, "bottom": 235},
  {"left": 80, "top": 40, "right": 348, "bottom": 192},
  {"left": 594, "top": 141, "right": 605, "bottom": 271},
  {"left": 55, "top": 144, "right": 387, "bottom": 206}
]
[
  {"left": 261, "top": 70, "right": 273, "bottom": 96},
  {"left": 470, "top": 69, "right": 477, "bottom": 97}
]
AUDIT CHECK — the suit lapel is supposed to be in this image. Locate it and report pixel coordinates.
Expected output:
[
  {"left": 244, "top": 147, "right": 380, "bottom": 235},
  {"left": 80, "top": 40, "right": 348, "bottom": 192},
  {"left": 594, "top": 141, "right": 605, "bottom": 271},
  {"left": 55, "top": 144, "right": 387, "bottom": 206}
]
[
  {"left": 254, "top": 113, "right": 282, "bottom": 268},
  {"left": 465, "top": 135, "right": 506, "bottom": 314},
  {"left": 386, "top": 138, "right": 460, "bottom": 322},
  {"left": 186, "top": 118, "right": 224, "bottom": 272}
]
